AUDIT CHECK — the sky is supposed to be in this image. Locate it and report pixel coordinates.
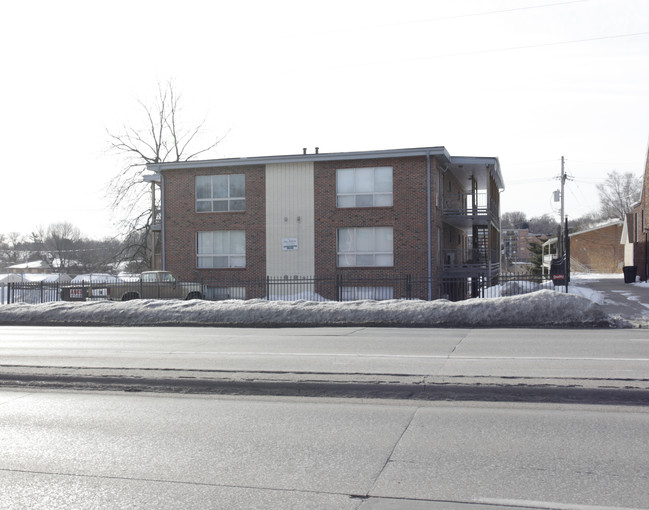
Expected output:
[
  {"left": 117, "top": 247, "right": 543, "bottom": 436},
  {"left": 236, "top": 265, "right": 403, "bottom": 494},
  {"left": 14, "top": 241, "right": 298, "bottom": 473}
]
[{"left": 2, "top": 0, "right": 648, "bottom": 240}]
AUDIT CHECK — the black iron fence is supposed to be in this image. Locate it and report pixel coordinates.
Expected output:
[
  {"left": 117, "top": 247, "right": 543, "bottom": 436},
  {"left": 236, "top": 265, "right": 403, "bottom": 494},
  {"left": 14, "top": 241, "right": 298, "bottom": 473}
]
[{"left": 3, "top": 272, "right": 559, "bottom": 305}]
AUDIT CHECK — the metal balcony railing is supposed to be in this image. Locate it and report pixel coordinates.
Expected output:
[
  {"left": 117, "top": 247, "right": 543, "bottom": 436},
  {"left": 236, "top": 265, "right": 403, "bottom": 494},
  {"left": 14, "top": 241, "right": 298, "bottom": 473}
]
[{"left": 442, "top": 192, "right": 499, "bottom": 223}]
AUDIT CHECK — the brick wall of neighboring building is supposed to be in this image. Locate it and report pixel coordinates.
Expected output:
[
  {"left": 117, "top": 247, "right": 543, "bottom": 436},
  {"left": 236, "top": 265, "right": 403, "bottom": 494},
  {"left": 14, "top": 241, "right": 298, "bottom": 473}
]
[
  {"left": 631, "top": 147, "right": 649, "bottom": 279},
  {"left": 162, "top": 165, "right": 266, "bottom": 284},
  {"left": 313, "top": 156, "right": 442, "bottom": 285},
  {"left": 503, "top": 229, "right": 545, "bottom": 265},
  {"left": 570, "top": 223, "right": 624, "bottom": 273},
  {"left": 633, "top": 237, "right": 649, "bottom": 280}
]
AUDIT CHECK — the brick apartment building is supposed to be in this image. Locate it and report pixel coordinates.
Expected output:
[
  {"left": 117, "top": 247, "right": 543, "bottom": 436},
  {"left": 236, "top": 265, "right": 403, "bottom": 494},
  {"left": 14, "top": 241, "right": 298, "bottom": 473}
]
[
  {"left": 502, "top": 229, "right": 546, "bottom": 272},
  {"left": 146, "top": 146, "right": 504, "bottom": 300}
]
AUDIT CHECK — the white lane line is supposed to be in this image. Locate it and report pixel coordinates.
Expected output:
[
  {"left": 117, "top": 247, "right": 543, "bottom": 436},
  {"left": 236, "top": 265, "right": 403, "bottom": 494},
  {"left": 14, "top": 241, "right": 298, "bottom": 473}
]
[
  {"left": 170, "top": 351, "right": 649, "bottom": 362},
  {"left": 478, "top": 498, "right": 643, "bottom": 510}
]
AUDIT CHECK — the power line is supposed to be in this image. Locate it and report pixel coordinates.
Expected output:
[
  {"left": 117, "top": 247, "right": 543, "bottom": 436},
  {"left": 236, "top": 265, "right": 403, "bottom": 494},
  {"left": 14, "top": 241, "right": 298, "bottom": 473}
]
[
  {"left": 320, "top": 0, "right": 594, "bottom": 34},
  {"left": 507, "top": 177, "right": 556, "bottom": 184},
  {"left": 367, "top": 31, "right": 649, "bottom": 67}
]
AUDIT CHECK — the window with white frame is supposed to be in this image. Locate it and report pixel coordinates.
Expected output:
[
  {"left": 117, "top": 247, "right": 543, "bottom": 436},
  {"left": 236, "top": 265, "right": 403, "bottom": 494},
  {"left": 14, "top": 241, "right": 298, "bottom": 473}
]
[
  {"left": 204, "top": 286, "right": 246, "bottom": 300},
  {"left": 336, "top": 167, "right": 393, "bottom": 208},
  {"left": 196, "top": 174, "right": 245, "bottom": 212},
  {"left": 341, "top": 286, "right": 394, "bottom": 301},
  {"left": 337, "top": 227, "right": 393, "bottom": 267},
  {"left": 197, "top": 231, "right": 246, "bottom": 268}
]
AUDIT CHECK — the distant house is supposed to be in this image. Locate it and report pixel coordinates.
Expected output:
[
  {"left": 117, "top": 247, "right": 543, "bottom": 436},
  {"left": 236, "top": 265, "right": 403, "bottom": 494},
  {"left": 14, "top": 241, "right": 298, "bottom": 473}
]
[
  {"left": 0, "top": 273, "right": 23, "bottom": 284},
  {"left": 0, "top": 273, "right": 23, "bottom": 304},
  {"left": 543, "top": 220, "right": 624, "bottom": 274},
  {"left": 71, "top": 273, "right": 122, "bottom": 284},
  {"left": 22, "top": 273, "right": 72, "bottom": 284},
  {"left": 4, "top": 260, "right": 52, "bottom": 274}
]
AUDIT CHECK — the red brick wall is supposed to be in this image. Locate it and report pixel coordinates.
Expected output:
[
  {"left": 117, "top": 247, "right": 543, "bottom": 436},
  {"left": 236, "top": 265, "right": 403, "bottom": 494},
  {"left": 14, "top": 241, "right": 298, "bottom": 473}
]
[
  {"left": 633, "top": 237, "right": 649, "bottom": 280},
  {"left": 162, "top": 165, "right": 266, "bottom": 284},
  {"left": 570, "top": 223, "right": 623, "bottom": 273},
  {"left": 162, "top": 155, "right": 444, "bottom": 298},
  {"left": 313, "top": 156, "right": 442, "bottom": 284},
  {"left": 631, "top": 147, "right": 649, "bottom": 279}
]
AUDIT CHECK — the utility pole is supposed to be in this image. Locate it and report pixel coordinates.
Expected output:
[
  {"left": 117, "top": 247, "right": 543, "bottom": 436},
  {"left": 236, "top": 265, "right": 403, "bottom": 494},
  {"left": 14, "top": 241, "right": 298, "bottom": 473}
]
[
  {"left": 559, "top": 156, "right": 566, "bottom": 238},
  {"left": 550, "top": 157, "right": 570, "bottom": 290},
  {"left": 557, "top": 156, "right": 567, "bottom": 255}
]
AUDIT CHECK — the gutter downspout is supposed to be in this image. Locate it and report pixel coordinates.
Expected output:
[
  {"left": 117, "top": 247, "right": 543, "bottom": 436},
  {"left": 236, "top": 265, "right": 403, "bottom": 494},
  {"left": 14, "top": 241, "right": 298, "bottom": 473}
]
[
  {"left": 426, "top": 151, "right": 432, "bottom": 301},
  {"left": 161, "top": 172, "right": 166, "bottom": 271}
]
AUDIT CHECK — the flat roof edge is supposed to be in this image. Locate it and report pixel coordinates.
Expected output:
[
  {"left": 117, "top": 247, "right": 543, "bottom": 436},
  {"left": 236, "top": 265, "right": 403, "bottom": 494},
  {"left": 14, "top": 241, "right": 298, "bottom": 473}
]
[
  {"left": 147, "top": 146, "right": 452, "bottom": 172},
  {"left": 450, "top": 155, "right": 504, "bottom": 191}
]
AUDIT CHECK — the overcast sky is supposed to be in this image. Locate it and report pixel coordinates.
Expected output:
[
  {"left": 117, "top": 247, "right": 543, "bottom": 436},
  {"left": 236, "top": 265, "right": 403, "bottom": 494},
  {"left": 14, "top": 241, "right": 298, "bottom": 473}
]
[{"left": 2, "top": 0, "right": 648, "bottom": 239}]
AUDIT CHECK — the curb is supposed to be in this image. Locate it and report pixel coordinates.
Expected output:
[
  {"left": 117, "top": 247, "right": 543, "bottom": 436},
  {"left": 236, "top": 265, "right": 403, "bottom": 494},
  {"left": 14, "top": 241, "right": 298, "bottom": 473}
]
[{"left": 2, "top": 370, "right": 648, "bottom": 406}]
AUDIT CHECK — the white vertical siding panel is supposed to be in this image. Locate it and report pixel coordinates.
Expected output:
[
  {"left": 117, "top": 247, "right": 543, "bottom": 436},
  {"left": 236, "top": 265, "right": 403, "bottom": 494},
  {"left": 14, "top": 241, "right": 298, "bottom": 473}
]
[{"left": 266, "top": 162, "right": 315, "bottom": 277}]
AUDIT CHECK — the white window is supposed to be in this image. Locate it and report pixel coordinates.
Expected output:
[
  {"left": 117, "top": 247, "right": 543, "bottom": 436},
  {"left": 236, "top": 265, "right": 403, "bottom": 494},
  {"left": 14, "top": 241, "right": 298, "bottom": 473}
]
[
  {"left": 196, "top": 174, "right": 245, "bottom": 212},
  {"left": 341, "top": 286, "right": 394, "bottom": 301},
  {"left": 336, "top": 167, "right": 393, "bottom": 208},
  {"left": 197, "top": 231, "right": 246, "bottom": 268},
  {"left": 204, "top": 286, "right": 246, "bottom": 300},
  {"left": 337, "top": 227, "right": 393, "bottom": 267}
]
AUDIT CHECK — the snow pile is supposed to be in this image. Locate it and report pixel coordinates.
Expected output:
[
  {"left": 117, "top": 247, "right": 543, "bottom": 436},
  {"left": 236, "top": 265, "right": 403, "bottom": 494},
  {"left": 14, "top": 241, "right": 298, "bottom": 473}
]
[
  {"left": 483, "top": 280, "right": 545, "bottom": 297},
  {"left": 0, "top": 290, "right": 612, "bottom": 328}
]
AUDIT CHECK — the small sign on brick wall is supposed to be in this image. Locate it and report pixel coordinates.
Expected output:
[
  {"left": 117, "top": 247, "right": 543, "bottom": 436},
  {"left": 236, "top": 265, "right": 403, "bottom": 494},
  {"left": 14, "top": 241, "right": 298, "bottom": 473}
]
[{"left": 282, "top": 237, "right": 298, "bottom": 251}]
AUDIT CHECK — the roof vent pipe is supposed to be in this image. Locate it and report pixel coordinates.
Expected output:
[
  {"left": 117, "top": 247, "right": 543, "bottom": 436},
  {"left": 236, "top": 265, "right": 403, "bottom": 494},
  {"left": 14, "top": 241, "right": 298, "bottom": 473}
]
[
  {"left": 315, "top": 147, "right": 319, "bottom": 154},
  {"left": 303, "top": 148, "right": 307, "bottom": 155}
]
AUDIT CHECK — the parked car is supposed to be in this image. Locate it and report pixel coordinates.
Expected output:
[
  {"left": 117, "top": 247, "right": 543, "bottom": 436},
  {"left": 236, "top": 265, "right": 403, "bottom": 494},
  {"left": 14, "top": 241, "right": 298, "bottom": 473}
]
[{"left": 62, "top": 271, "right": 203, "bottom": 301}]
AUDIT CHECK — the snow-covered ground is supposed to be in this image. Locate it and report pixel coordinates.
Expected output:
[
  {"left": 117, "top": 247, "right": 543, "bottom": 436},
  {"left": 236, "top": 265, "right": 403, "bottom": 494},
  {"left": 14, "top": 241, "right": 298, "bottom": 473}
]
[
  {"left": 0, "top": 282, "right": 621, "bottom": 329},
  {"left": 1, "top": 272, "right": 643, "bottom": 328}
]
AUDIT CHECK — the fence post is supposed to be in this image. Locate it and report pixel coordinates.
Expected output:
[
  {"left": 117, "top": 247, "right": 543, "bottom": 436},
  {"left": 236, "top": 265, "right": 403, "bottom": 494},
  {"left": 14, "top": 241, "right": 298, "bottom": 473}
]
[
  {"left": 266, "top": 276, "right": 270, "bottom": 301},
  {"left": 336, "top": 274, "right": 341, "bottom": 302},
  {"left": 406, "top": 274, "right": 412, "bottom": 300}
]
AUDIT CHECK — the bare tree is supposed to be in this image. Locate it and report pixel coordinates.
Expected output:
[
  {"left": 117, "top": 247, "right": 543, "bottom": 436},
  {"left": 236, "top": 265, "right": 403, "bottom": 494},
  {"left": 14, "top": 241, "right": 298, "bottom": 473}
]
[
  {"left": 2, "top": 232, "right": 25, "bottom": 266},
  {"left": 106, "top": 81, "right": 223, "bottom": 268},
  {"left": 0, "top": 233, "right": 8, "bottom": 267},
  {"left": 45, "top": 222, "right": 81, "bottom": 271},
  {"left": 527, "top": 214, "right": 559, "bottom": 235},
  {"left": 568, "top": 211, "right": 604, "bottom": 233},
  {"left": 501, "top": 211, "right": 529, "bottom": 229},
  {"left": 596, "top": 171, "right": 642, "bottom": 220}
]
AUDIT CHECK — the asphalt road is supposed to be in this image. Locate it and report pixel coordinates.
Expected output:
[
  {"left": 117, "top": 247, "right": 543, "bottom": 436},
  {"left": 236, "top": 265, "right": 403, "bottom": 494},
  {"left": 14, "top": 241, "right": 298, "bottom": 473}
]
[
  {"left": 1, "top": 390, "right": 647, "bottom": 510},
  {"left": 1, "top": 326, "right": 649, "bottom": 403},
  {"left": 574, "top": 276, "right": 649, "bottom": 321}
]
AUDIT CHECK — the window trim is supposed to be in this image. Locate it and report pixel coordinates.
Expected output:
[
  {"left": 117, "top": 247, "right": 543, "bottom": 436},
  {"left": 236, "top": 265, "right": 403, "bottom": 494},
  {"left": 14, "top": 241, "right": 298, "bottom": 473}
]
[
  {"left": 195, "top": 174, "right": 245, "bottom": 213},
  {"left": 336, "top": 167, "right": 393, "bottom": 208},
  {"left": 341, "top": 286, "right": 394, "bottom": 301},
  {"left": 196, "top": 230, "right": 246, "bottom": 269},
  {"left": 337, "top": 226, "right": 394, "bottom": 268}
]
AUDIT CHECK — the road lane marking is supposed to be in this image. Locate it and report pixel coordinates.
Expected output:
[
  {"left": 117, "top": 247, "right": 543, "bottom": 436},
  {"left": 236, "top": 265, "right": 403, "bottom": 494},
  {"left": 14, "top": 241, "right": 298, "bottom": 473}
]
[
  {"left": 169, "top": 351, "right": 649, "bottom": 362},
  {"left": 479, "top": 498, "right": 643, "bottom": 510}
]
